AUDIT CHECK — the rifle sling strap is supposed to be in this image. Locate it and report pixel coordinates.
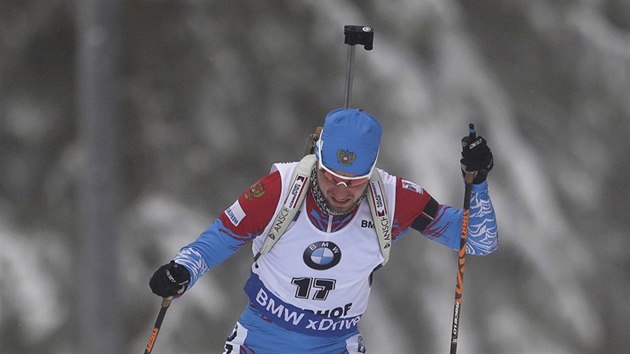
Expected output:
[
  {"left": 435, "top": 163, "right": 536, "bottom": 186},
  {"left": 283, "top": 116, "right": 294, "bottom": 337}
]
[{"left": 255, "top": 154, "right": 391, "bottom": 265}]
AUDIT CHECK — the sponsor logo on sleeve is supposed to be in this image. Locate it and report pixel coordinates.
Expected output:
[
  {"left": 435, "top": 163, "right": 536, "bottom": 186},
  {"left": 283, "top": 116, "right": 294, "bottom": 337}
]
[
  {"left": 224, "top": 200, "right": 246, "bottom": 226},
  {"left": 402, "top": 179, "right": 423, "bottom": 194}
]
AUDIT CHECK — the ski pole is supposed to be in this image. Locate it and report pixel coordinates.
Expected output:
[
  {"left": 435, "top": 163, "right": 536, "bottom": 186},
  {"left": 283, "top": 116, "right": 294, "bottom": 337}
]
[
  {"left": 144, "top": 297, "right": 173, "bottom": 354},
  {"left": 449, "top": 123, "right": 476, "bottom": 354},
  {"left": 343, "top": 25, "right": 373, "bottom": 108}
]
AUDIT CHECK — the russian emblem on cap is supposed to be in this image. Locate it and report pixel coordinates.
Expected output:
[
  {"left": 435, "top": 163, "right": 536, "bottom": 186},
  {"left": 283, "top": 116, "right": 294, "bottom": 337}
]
[{"left": 336, "top": 149, "right": 356, "bottom": 166}]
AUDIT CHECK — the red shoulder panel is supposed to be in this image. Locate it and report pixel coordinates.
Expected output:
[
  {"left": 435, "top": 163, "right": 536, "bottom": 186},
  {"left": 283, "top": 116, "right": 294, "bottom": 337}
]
[
  {"left": 392, "top": 178, "right": 434, "bottom": 236},
  {"left": 219, "top": 171, "right": 283, "bottom": 239}
]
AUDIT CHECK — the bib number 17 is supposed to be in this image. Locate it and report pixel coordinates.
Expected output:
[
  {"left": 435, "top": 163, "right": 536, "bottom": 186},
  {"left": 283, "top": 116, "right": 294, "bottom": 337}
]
[{"left": 291, "top": 277, "right": 336, "bottom": 301}]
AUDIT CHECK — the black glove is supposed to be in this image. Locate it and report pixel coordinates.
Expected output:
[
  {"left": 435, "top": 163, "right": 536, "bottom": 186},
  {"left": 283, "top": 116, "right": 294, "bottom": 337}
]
[
  {"left": 460, "top": 135, "right": 493, "bottom": 184},
  {"left": 149, "top": 260, "right": 190, "bottom": 297}
]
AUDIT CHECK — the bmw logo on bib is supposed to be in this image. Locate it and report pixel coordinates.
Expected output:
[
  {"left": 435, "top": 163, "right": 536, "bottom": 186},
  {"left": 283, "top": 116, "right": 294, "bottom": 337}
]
[{"left": 303, "top": 241, "right": 342, "bottom": 270}]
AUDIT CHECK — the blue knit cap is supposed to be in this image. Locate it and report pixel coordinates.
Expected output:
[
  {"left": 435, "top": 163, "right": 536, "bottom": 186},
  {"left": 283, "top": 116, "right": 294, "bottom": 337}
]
[{"left": 316, "top": 108, "right": 382, "bottom": 176}]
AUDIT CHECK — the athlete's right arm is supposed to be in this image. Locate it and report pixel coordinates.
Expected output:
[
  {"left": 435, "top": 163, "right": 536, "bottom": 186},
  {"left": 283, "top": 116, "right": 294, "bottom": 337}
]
[{"left": 172, "top": 171, "right": 282, "bottom": 289}]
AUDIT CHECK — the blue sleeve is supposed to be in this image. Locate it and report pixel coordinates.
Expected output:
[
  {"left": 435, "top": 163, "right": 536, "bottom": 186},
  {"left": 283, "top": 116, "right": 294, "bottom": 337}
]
[
  {"left": 173, "top": 219, "right": 249, "bottom": 288},
  {"left": 421, "top": 181, "right": 498, "bottom": 255}
]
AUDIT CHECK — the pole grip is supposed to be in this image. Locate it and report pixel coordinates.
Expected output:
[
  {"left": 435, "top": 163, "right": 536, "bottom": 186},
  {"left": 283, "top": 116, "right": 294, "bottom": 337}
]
[
  {"left": 468, "top": 123, "right": 476, "bottom": 139},
  {"left": 463, "top": 123, "right": 476, "bottom": 184}
]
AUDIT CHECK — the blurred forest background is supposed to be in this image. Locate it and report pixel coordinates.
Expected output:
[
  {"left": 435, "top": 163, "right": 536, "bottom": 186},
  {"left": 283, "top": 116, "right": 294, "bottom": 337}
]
[{"left": 1, "top": 0, "right": 629, "bottom": 353}]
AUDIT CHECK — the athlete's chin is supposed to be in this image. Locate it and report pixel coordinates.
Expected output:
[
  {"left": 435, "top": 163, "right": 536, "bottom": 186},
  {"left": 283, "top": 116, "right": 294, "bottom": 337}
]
[
  {"left": 328, "top": 200, "right": 353, "bottom": 213},
  {"left": 330, "top": 206, "right": 350, "bottom": 213}
]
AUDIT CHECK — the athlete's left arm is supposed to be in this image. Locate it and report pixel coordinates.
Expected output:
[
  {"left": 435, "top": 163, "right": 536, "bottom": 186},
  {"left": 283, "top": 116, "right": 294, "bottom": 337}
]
[{"left": 394, "top": 179, "right": 498, "bottom": 255}]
